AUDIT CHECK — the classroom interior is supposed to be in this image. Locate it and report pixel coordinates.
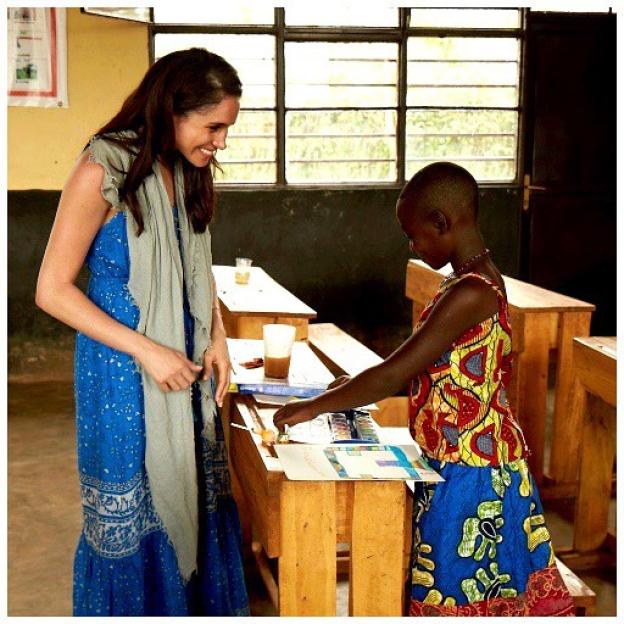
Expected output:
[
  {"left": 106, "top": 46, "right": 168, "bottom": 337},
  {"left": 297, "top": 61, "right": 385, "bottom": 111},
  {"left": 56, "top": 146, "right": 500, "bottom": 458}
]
[{"left": 7, "top": 6, "right": 617, "bottom": 617}]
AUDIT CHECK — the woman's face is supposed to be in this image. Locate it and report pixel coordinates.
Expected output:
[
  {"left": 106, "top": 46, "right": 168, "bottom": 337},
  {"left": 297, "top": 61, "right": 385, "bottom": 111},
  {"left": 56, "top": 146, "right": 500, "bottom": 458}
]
[{"left": 173, "top": 96, "right": 240, "bottom": 168}]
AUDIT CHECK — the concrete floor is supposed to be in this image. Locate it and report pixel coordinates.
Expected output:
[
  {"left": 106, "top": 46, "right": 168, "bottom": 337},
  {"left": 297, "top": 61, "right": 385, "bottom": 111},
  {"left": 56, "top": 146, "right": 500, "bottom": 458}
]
[{"left": 7, "top": 378, "right": 617, "bottom": 616}]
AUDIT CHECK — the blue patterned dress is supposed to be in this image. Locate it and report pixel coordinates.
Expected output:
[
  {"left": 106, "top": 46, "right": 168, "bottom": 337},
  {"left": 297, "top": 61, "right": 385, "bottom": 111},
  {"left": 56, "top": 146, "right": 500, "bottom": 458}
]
[{"left": 73, "top": 208, "right": 249, "bottom": 616}]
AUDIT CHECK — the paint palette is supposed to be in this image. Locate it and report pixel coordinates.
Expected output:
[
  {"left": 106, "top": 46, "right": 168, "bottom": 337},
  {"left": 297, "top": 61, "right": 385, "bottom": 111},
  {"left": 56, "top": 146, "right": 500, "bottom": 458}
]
[{"left": 328, "top": 409, "right": 380, "bottom": 444}]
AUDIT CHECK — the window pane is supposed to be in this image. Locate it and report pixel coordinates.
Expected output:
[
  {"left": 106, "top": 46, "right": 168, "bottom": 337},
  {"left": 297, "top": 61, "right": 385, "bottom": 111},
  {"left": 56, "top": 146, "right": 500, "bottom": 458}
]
[
  {"left": 153, "top": 6, "right": 273, "bottom": 24},
  {"left": 216, "top": 111, "right": 276, "bottom": 184},
  {"left": 407, "top": 38, "right": 519, "bottom": 107},
  {"left": 410, "top": 9, "right": 521, "bottom": 29},
  {"left": 286, "top": 6, "right": 397, "bottom": 26},
  {"left": 286, "top": 42, "right": 397, "bottom": 107},
  {"left": 406, "top": 110, "right": 518, "bottom": 182},
  {"left": 287, "top": 110, "right": 396, "bottom": 183},
  {"left": 84, "top": 8, "right": 151, "bottom": 22},
  {"left": 154, "top": 34, "right": 275, "bottom": 108},
  {"left": 409, "top": 37, "right": 519, "bottom": 61}
]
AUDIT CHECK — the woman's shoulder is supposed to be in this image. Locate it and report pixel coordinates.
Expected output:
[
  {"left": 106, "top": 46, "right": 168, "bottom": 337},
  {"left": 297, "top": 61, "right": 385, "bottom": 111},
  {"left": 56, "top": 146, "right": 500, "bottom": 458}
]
[
  {"left": 86, "top": 130, "right": 140, "bottom": 171},
  {"left": 83, "top": 130, "right": 141, "bottom": 210}
]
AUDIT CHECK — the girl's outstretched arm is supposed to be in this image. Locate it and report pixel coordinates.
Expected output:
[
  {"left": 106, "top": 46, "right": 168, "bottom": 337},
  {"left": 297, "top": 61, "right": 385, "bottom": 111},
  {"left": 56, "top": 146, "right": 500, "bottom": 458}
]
[{"left": 273, "top": 276, "right": 498, "bottom": 430}]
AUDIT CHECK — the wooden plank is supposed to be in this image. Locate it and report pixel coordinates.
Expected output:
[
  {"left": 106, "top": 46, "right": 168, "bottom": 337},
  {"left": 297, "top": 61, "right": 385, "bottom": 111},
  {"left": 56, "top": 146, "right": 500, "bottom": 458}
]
[
  {"left": 405, "top": 260, "right": 444, "bottom": 307},
  {"left": 556, "top": 546, "right": 615, "bottom": 572},
  {"left": 230, "top": 398, "right": 283, "bottom": 557},
  {"left": 405, "top": 259, "right": 595, "bottom": 312},
  {"left": 251, "top": 541, "right": 279, "bottom": 611},
  {"left": 548, "top": 312, "right": 592, "bottom": 484},
  {"left": 349, "top": 481, "right": 406, "bottom": 616},
  {"left": 279, "top": 481, "right": 337, "bottom": 615},
  {"left": 335, "top": 482, "right": 354, "bottom": 543},
  {"left": 573, "top": 337, "right": 617, "bottom": 406},
  {"left": 573, "top": 394, "right": 617, "bottom": 553},
  {"left": 213, "top": 265, "right": 317, "bottom": 318},
  {"left": 554, "top": 557, "right": 597, "bottom": 615},
  {"left": 307, "top": 323, "right": 383, "bottom": 377},
  {"left": 511, "top": 313, "right": 551, "bottom": 484}
]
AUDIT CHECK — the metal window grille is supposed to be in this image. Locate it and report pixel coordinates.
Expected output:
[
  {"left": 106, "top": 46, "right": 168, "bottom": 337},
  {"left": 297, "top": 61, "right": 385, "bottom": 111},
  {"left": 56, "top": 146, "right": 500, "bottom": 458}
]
[{"left": 151, "top": 7, "right": 525, "bottom": 186}]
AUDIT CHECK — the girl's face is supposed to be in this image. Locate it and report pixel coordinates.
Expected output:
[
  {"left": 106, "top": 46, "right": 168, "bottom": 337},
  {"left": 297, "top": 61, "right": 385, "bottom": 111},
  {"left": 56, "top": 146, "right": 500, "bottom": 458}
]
[
  {"left": 173, "top": 96, "right": 240, "bottom": 168},
  {"left": 398, "top": 202, "right": 451, "bottom": 270}
]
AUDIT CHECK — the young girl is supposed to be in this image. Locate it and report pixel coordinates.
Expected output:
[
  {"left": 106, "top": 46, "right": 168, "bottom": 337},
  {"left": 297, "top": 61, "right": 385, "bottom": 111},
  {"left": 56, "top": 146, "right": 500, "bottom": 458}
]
[
  {"left": 36, "top": 49, "right": 249, "bottom": 616},
  {"left": 274, "top": 162, "right": 575, "bottom": 616}
]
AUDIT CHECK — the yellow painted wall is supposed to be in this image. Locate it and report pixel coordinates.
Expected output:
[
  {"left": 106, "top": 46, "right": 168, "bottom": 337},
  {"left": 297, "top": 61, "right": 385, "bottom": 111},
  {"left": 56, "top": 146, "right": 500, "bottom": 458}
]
[{"left": 8, "top": 9, "right": 149, "bottom": 190}]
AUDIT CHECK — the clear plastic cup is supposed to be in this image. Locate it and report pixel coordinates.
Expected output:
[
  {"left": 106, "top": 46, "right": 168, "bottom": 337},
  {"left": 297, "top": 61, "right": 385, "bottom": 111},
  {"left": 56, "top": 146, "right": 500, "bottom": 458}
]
[
  {"left": 263, "top": 324, "right": 296, "bottom": 379},
  {"left": 235, "top": 257, "right": 252, "bottom": 284}
]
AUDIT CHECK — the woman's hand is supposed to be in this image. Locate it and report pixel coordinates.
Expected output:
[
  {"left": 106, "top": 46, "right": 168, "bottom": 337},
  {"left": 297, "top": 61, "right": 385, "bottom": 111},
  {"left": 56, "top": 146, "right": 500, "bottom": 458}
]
[
  {"left": 273, "top": 398, "right": 317, "bottom": 432},
  {"left": 202, "top": 330, "right": 231, "bottom": 407},
  {"left": 136, "top": 340, "right": 203, "bottom": 393}
]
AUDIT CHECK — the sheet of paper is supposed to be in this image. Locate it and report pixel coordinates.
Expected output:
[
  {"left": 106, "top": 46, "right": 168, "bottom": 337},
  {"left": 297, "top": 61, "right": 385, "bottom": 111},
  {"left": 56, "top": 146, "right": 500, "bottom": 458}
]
[{"left": 275, "top": 443, "right": 444, "bottom": 482}]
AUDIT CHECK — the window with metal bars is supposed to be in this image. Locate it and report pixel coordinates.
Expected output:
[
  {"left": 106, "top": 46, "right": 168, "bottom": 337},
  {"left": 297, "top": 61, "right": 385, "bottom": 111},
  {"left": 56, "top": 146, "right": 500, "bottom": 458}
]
[{"left": 149, "top": 7, "right": 523, "bottom": 186}]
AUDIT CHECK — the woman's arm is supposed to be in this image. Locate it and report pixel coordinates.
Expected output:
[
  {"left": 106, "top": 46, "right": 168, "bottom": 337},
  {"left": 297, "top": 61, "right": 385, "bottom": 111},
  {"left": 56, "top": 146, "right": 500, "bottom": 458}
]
[
  {"left": 36, "top": 152, "right": 202, "bottom": 392},
  {"left": 273, "top": 278, "right": 498, "bottom": 430}
]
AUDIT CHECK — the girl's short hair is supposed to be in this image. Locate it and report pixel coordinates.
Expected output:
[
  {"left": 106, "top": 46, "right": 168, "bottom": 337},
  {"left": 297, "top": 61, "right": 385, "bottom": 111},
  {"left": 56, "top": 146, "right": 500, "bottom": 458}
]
[{"left": 94, "top": 48, "right": 242, "bottom": 234}]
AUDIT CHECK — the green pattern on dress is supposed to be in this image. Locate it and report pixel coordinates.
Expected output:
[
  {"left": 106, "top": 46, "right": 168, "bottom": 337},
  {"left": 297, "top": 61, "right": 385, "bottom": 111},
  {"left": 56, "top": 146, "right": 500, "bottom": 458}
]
[
  {"left": 412, "top": 527, "right": 436, "bottom": 588},
  {"left": 523, "top": 501, "right": 552, "bottom": 552},
  {"left": 424, "top": 589, "right": 457, "bottom": 607},
  {"left": 461, "top": 562, "right": 518, "bottom": 602},
  {"left": 457, "top": 501, "right": 504, "bottom": 561},
  {"left": 491, "top": 459, "right": 532, "bottom": 498}
]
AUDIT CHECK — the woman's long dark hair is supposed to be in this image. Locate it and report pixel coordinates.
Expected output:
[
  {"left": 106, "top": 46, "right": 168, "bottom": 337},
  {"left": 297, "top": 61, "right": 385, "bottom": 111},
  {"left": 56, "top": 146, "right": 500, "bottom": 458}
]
[{"left": 93, "top": 48, "right": 242, "bottom": 234}]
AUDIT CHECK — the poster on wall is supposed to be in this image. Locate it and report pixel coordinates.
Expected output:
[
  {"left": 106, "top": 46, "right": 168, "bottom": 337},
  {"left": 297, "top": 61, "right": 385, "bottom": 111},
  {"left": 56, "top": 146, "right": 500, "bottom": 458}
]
[{"left": 7, "top": 7, "right": 68, "bottom": 108}]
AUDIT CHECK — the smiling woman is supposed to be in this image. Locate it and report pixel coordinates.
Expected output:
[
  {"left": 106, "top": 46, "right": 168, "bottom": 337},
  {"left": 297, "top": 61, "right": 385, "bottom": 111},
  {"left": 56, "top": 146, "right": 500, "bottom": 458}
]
[
  {"left": 34, "top": 48, "right": 249, "bottom": 616},
  {"left": 173, "top": 96, "right": 240, "bottom": 168}
]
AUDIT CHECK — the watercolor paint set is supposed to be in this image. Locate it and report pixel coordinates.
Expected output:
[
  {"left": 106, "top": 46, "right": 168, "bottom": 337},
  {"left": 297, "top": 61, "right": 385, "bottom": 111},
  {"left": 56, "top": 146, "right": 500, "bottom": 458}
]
[{"left": 328, "top": 409, "right": 380, "bottom": 444}]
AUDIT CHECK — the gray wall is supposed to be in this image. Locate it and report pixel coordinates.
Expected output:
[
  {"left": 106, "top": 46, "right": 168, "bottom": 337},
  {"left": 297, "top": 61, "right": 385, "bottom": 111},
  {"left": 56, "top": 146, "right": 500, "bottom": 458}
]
[{"left": 9, "top": 186, "right": 522, "bottom": 355}]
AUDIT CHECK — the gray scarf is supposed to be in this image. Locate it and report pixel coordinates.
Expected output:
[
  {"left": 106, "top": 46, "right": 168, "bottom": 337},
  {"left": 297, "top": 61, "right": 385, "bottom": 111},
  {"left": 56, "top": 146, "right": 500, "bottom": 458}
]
[{"left": 88, "top": 134, "right": 216, "bottom": 582}]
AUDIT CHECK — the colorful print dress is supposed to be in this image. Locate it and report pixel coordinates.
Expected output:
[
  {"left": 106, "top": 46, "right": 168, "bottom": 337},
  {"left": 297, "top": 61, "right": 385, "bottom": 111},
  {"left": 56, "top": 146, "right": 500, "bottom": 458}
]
[
  {"left": 72, "top": 206, "right": 249, "bottom": 616},
  {"left": 408, "top": 272, "right": 574, "bottom": 617}
]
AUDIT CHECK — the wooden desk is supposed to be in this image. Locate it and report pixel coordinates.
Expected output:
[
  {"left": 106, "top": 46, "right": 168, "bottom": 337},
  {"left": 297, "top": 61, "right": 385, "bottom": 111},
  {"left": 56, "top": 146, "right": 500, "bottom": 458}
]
[
  {"left": 228, "top": 396, "right": 413, "bottom": 616},
  {"left": 405, "top": 259, "right": 595, "bottom": 488},
  {"left": 213, "top": 265, "right": 317, "bottom": 340},
  {"left": 557, "top": 337, "right": 616, "bottom": 570}
]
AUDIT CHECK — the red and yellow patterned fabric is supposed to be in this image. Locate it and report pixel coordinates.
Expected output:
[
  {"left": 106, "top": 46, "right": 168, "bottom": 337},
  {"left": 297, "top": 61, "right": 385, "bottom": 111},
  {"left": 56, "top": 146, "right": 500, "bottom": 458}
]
[
  {"left": 409, "top": 272, "right": 529, "bottom": 467},
  {"left": 408, "top": 272, "right": 575, "bottom": 617}
]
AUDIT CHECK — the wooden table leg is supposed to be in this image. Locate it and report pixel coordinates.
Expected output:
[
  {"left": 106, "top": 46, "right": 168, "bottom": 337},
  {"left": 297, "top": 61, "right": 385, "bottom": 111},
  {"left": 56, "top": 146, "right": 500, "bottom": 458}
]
[
  {"left": 548, "top": 312, "right": 592, "bottom": 485},
  {"left": 349, "top": 481, "right": 407, "bottom": 616},
  {"left": 573, "top": 394, "right": 616, "bottom": 553},
  {"left": 278, "top": 481, "right": 336, "bottom": 615},
  {"left": 510, "top": 313, "right": 552, "bottom": 485}
]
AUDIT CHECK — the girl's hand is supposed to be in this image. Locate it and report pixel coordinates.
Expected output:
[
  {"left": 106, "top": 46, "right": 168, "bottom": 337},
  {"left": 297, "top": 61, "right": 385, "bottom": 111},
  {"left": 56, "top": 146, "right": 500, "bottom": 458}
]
[
  {"left": 136, "top": 340, "right": 203, "bottom": 393},
  {"left": 202, "top": 330, "right": 231, "bottom": 407},
  {"left": 273, "top": 398, "right": 317, "bottom": 432},
  {"left": 327, "top": 374, "right": 351, "bottom": 390}
]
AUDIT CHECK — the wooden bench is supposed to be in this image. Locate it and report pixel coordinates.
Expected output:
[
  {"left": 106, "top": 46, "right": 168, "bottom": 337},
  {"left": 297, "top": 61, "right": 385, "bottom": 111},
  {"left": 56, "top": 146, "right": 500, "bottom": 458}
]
[
  {"left": 307, "top": 322, "right": 408, "bottom": 427},
  {"left": 557, "top": 337, "right": 616, "bottom": 571},
  {"left": 555, "top": 557, "right": 597, "bottom": 616}
]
